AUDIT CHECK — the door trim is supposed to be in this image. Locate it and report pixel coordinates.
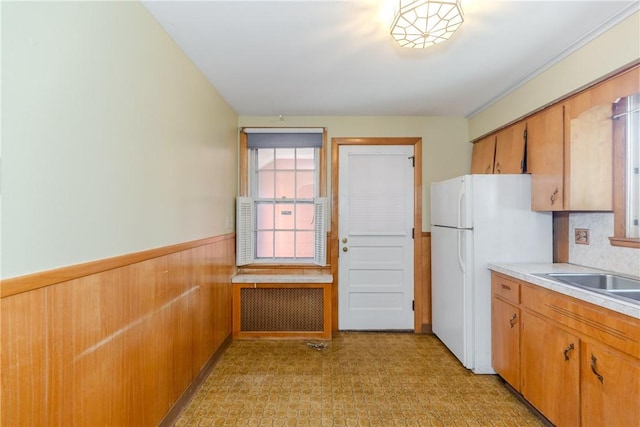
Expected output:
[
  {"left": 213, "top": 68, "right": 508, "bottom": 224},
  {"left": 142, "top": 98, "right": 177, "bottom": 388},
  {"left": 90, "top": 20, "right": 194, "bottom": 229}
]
[{"left": 331, "top": 137, "right": 423, "bottom": 332}]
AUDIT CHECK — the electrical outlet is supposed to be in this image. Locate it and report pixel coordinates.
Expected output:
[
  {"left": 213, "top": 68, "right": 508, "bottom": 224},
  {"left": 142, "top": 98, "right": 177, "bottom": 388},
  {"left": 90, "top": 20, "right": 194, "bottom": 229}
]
[{"left": 575, "top": 228, "right": 589, "bottom": 245}]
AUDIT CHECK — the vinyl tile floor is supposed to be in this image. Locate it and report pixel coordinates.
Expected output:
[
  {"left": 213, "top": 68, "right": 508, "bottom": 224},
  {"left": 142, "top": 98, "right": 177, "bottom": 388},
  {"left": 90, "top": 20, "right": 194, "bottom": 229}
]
[{"left": 175, "top": 332, "right": 545, "bottom": 427}]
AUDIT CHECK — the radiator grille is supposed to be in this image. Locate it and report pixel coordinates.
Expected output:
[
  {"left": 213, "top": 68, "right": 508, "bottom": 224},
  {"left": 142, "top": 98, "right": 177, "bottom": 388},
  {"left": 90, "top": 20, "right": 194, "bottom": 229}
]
[{"left": 240, "top": 288, "right": 324, "bottom": 332}]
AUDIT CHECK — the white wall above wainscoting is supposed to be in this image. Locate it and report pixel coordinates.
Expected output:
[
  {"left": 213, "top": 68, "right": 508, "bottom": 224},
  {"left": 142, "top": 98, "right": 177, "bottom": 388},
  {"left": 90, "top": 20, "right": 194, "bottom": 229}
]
[{"left": 569, "top": 212, "right": 640, "bottom": 277}]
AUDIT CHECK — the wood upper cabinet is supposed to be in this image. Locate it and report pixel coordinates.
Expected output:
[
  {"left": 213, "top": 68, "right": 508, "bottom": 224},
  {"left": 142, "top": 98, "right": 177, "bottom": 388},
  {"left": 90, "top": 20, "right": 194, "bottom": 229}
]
[
  {"left": 471, "top": 121, "right": 526, "bottom": 175},
  {"left": 521, "top": 310, "right": 580, "bottom": 426},
  {"left": 470, "top": 135, "right": 496, "bottom": 174},
  {"left": 581, "top": 341, "right": 640, "bottom": 427},
  {"left": 494, "top": 121, "right": 526, "bottom": 174},
  {"left": 563, "top": 66, "right": 640, "bottom": 210},
  {"left": 527, "top": 103, "right": 564, "bottom": 210}
]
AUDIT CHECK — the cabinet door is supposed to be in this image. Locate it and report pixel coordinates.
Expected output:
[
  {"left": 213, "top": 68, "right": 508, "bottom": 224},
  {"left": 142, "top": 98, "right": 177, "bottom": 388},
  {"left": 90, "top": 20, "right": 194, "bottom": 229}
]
[
  {"left": 470, "top": 135, "right": 496, "bottom": 174},
  {"left": 581, "top": 341, "right": 640, "bottom": 427},
  {"left": 494, "top": 121, "right": 526, "bottom": 174},
  {"left": 528, "top": 104, "right": 564, "bottom": 211},
  {"left": 564, "top": 67, "right": 640, "bottom": 210},
  {"left": 521, "top": 310, "right": 580, "bottom": 426},
  {"left": 491, "top": 297, "right": 520, "bottom": 390}
]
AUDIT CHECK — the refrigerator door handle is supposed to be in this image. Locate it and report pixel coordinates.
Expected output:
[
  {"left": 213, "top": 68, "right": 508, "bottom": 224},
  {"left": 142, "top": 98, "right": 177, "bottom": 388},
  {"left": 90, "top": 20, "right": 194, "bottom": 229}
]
[
  {"left": 457, "top": 182, "right": 465, "bottom": 229},
  {"left": 457, "top": 230, "right": 465, "bottom": 273}
]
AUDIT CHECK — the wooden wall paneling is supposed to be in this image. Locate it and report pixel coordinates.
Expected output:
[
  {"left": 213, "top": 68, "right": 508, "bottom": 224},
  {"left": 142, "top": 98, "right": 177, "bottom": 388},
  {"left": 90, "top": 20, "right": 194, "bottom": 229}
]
[
  {"left": 166, "top": 250, "right": 197, "bottom": 403},
  {"left": 193, "top": 245, "right": 212, "bottom": 371},
  {"left": 421, "top": 233, "right": 432, "bottom": 333},
  {"left": 48, "top": 270, "right": 129, "bottom": 426},
  {"left": 553, "top": 212, "right": 570, "bottom": 263},
  {"left": 217, "top": 238, "right": 234, "bottom": 347},
  {"left": 126, "top": 256, "right": 170, "bottom": 425},
  {"left": 1, "top": 235, "right": 233, "bottom": 298},
  {"left": 1, "top": 235, "right": 236, "bottom": 426},
  {"left": 0, "top": 289, "right": 48, "bottom": 427}
]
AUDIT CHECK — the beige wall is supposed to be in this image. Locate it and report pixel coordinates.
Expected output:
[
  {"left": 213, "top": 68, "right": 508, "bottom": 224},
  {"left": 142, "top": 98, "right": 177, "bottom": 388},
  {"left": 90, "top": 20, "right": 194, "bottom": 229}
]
[
  {"left": 469, "top": 11, "right": 640, "bottom": 139},
  {"left": 2, "top": 2, "right": 238, "bottom": 278},
  {"left": 238, "top": 116, "right": 471, "bottom": 229}
]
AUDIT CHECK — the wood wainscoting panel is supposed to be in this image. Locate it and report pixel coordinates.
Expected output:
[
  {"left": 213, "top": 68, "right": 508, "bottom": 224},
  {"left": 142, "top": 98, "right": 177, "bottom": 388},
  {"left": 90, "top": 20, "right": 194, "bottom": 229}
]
[
  {"left": 0, "top": 234, "right": 235, "bottom": 427},
  {"left": 421, "top": 232, "right": 432, "bottom": 333},
  {"left": 0, "top": 288, "right": 49, "bottom": 426}
]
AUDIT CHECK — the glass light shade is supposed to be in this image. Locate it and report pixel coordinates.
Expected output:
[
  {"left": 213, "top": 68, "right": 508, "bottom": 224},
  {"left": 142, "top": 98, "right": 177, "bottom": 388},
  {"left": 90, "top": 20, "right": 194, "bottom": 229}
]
[{"left": 390, "top": 0, "right": 464, "bottom": 48}]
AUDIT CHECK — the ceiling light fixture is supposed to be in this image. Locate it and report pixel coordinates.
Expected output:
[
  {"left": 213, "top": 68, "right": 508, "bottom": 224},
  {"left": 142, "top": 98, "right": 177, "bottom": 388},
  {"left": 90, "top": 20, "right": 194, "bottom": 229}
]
[{"left": 390, "top": 0, "right": 464, "bottom": 49}]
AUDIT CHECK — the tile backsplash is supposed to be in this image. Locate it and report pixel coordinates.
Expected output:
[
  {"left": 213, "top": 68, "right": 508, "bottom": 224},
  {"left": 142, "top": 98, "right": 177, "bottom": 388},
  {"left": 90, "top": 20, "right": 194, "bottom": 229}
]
[{"left": 569, "top": 212, "right": 640, "bottom": 276}]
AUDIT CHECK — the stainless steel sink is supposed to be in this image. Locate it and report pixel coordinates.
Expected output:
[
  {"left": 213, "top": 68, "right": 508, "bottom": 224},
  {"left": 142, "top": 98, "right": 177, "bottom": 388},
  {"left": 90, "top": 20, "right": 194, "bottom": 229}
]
[{"left": 534, "top": 272, "right": 640, "bottom": 304}]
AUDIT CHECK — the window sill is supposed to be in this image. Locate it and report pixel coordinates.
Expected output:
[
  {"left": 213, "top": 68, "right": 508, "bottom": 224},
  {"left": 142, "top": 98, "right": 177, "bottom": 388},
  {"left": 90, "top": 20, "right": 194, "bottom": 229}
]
[
  {"left": 238, "top": 263, "right": 327, "bottom": 268},
  {"left": 609, "top": 236, "right": 640, "bottom": 249}
]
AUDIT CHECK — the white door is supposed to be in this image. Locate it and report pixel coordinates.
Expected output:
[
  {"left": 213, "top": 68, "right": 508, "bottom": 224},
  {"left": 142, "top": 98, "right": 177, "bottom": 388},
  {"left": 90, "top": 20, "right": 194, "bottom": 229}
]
[{"left": 338, "top": 145, "right": 414, "bottom": 330}]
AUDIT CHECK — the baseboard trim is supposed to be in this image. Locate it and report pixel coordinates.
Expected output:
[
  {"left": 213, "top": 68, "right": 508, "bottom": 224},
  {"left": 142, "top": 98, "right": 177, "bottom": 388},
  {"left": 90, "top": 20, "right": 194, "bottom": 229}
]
[{"left": 158, "top": 333, "right": 233, "bottom": 427}]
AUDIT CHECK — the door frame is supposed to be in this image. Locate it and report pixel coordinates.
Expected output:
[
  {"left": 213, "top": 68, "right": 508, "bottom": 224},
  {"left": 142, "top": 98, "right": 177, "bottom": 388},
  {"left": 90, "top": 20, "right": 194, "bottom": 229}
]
[{"left": 331, "top": 137, "right": 422, "bottom": 332}]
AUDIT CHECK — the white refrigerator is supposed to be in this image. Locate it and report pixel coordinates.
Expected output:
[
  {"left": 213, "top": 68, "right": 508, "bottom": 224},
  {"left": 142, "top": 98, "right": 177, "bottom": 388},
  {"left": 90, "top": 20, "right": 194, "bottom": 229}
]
[{"left": 430, "top": 174, "right": 552, "bottom": 374}]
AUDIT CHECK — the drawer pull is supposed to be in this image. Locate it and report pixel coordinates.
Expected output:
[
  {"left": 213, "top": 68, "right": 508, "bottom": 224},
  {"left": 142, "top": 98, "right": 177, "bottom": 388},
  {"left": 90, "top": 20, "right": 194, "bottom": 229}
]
[
  {"left": 509, "top": 313, "right": 518, "bottom": 328},
  {"left": 563, "top": 343, "right": 575, "bottom": 361},
  {"left": 501, "top": 284, "right": 511, "bottom": 291},
  {"left": 590, "top": 354, "right": 604, "bottom": 384}
]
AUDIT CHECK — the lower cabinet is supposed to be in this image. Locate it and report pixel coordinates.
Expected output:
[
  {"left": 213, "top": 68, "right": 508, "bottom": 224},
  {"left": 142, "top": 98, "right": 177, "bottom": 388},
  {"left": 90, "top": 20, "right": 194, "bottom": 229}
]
[
  {"left": 491, "top": 271, "right": 640, "bottom": 427},
  {"left": 581, "top": 341, "right": 640, "bottom": 427},
  {"left": 521, "top": 310, "right": 580, "bottom": 426},
  {"left": 491, "top": 297, "right": 520, "bottom": 390}
]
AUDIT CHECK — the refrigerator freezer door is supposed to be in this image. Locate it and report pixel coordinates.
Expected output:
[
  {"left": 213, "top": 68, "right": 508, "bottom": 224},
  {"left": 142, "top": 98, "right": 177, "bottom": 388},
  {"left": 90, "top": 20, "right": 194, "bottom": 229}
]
[
  {"left": 431, "top": 175, "right": 473, "bottom": 229},
  {"left": 431, "top": 225, "right": 474, "bottom": 369}
]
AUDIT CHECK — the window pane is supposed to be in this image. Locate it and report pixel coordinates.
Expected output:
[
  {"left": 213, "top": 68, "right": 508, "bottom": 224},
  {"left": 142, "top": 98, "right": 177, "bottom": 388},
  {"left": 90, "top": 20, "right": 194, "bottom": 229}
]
[
  {"left": 296, "top": 148, "right": 316, "bottom": 170},
  {"left": 296, "top": 231, "right": 314, "bottom": 258},
  {"left": 257, "top": 171, "right": 274, "bottom": 198},
  {"left": 296, "top": 204, "right": 314, "bottom": 230},
  {"left": 256, "top": 231, "right": 274, "bottom": 258},
  {"left": 275, "top": 148, "right": 295, "bottom": 169},
  {"left": 275, "top": 171, "right": 295, "bottom": 198},
  {"left": 274, "top": 231, "right": 294, "bottom": 257},
  {"left": 257, "top": 149, "right": 275, "bottom": 171},
  {"left": 256, "top": 204, "right": 274, "bottom": 230},
  {"left": 296, "top": 171, "right": 315, "bottom": 198},
  {"left": 274, "top": 204, "right": 295, "bottom": 230}
]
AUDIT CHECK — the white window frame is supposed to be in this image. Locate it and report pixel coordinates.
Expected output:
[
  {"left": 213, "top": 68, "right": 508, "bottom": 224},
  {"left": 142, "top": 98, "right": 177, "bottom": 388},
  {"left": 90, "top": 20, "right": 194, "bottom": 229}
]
[{"left": 236, "top": 128, "right": 327, "bottom": 266}]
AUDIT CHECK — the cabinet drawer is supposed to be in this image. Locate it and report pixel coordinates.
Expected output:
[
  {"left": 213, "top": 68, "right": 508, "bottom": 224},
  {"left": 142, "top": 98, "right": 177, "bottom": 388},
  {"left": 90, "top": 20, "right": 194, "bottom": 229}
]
[
  {"left": 522, "top": 284, "right": 640, "bottom": 359},
  {"left": 492, "top": 274, "right": 520, "bottom": 304}
]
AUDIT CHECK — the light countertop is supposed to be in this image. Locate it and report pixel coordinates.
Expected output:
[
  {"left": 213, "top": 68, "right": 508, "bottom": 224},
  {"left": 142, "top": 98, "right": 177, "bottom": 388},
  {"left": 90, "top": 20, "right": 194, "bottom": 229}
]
[
  {"left": 488, "top": 263, "right": 640, "bottom": 320},
  {"left": 231, "top": 274, "right": 333, "bottom": 284}
]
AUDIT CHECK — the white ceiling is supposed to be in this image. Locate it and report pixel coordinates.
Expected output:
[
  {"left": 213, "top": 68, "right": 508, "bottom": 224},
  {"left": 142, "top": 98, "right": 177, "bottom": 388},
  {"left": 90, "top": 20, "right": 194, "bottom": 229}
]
[{"left": 142, "top": 0, "right": 638, "bottom": 117}]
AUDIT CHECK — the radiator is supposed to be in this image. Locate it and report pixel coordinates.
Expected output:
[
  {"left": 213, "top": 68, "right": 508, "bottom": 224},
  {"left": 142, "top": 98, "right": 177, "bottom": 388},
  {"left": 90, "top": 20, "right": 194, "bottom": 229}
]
[{"left": 240, "top": 287, "right": 324, "bottom": 332}]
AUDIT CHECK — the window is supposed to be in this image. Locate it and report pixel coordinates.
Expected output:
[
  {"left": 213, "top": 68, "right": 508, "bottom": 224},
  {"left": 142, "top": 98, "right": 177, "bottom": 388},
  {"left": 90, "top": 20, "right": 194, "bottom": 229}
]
[
  {"left": 237, "top": 129, "right": 327, "bottom": 265},
  {"left": 611, "top": 92, "right": 640, "bottom": 247}
]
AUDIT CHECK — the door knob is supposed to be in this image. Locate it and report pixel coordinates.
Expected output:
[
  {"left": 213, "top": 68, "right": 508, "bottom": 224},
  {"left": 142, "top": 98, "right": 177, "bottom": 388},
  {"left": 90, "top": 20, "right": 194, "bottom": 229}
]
[
  {"left": 342, "top": 247, "right": 348, "bottom": 252},
  {"left": 342, "top": 237, "right": 348, "bottom": 244}
]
